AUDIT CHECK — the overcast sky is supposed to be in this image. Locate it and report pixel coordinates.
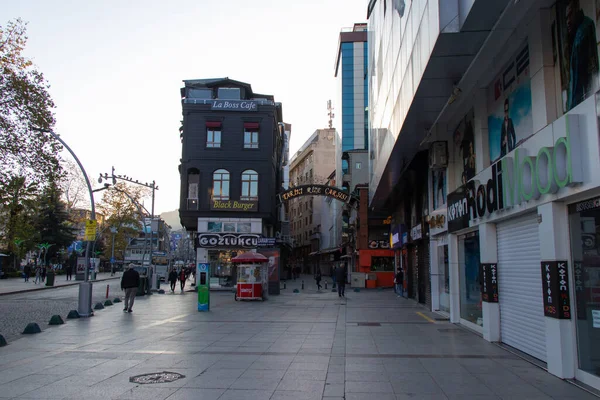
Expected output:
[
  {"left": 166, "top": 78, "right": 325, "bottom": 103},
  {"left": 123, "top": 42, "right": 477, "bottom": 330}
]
[{"left": 2, "top": 0, "right": 368, "bottom": 214}]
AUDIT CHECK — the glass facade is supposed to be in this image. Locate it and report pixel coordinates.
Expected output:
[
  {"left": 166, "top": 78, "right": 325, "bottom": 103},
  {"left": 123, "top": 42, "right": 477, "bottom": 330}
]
[
  {"left": 438, "top": 244, "right": 450, "bottom": 313},
  {"left": 459, "top": 232, "right": 482, "bottom": 326},
  {"left": 341, "top": 42, "right": 355, "bottom": 152},
  {"left": 569, "top": 204, "right": 600, "bottom": 378}
]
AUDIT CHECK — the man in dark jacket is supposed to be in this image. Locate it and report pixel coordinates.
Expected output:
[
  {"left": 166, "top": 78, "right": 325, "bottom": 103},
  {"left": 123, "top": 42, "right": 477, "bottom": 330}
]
[
  {"left": 395, "top": 269, "right": 404, "bottom": 297},
  {"left": 335, "top": 264, "right": 347, "bottom": 298},
  {"left": 121, "top": 264, "right": 140, "bottom": 312},
  {"left": 168, "top": 268, "right": 178, "bottom": 292}
]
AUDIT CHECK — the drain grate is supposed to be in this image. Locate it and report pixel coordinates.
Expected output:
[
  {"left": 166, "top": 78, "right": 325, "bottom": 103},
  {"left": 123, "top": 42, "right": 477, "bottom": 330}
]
[
  {"left": 129, "top": 371, "right": 185, "bottom": 384},
  {"left": 357, "top": 322, "right": 382, "bottom": 326}
]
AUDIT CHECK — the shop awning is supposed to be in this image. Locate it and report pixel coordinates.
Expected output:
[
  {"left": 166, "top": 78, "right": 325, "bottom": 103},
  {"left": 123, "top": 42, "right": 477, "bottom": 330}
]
[
  {"left": 309, "top": 251, "right": 319, "bottom": 256},
  {"left": 231, "top": 252, "right": 268, "bottom": 263}
]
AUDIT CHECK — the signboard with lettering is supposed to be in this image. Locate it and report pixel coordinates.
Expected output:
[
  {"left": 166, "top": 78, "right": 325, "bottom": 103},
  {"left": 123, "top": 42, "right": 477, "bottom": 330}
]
[
  {"left": 197, "top": 233, "right": 260, "bottom": 249},
  {"left": 84, "top": 219, "right": 97, "bottom": 241},
  {"left": 411, "top": 224, "right": 423, "bottom": 241},
  {"left": 447, "top": 187, "right": 470, "bottom": 233},
  {"left": 573, "top": 260, "right": 586, "bottom": 320},
  {"left": 211, "top": 100, "right": 258, "bottom": 112},
  {"left": 480, "top": 263, "right": 498, "bottom": 303},
  {"left": 278, "top": 185, "right": 352, "bottom": 204},
  {"left": 211, "top": 200, "right": 257, "bottom": 212},
  {"left": 257, "top": 238, "right": 277, "bottom": 247},
  {"left": 368, "top": 240, "right": 391, "bottom": 249},
  {"left": 541, "top": 261, "right": 571, "bottom": 319}
]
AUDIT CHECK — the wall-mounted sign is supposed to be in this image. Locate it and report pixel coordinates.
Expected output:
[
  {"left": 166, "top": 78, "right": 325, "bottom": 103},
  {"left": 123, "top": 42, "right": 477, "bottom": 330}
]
[
  {"left": 211, "top": 200, "right": 257, "bottom": 212},
  {"left": 197, "top": 233, "right": 260, "bottom": 249},
  {"left": 427, "top": 209, "right": 447, "bottom": 238},
  {"left": 402, "top": 232, "right": 408, "bottom": 245},
  {"left": 278, "top": 185, "right": 352, "bottom": 203},
  {"left": 480, "top": 263, "right": 498, "bottom": 303},
  {"left": 368, "top": 240, "right": 390, "bottom": 249},
  {"left": 257, "top": 238, "right": 276, "bottom": 247},
  {"left": 447, "top": 187, "right": 470, "bottom": 233},
  {"left": 211, "top": 100, "right": 258, "bottom": 112},
  {"left": 411, "top": 224, "right": 423, "bottom": 241},
  {"left": 570, "top": 196, "right": 600, "bottom": 213},
  {"left": 541, "top": 260, "right": 571, "bottom": 319},
  {"left": 573, "top": 261, "right": 586, "bottom": 320}
]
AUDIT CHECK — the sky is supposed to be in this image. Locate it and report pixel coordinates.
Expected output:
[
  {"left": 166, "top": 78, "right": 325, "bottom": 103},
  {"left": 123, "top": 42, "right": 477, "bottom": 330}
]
[{"left": 2, "top": 0, "right": 368, "bottom": 214}]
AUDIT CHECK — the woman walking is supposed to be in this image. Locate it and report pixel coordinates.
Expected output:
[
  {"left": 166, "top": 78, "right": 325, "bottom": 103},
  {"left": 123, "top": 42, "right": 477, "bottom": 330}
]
[
  {"left": 34, "top": 266, "right": 41, "bottom": 284},
  {"left": 315, "top": 269, "right": 322, "bottom": 291},
  {"left": 179, "top": 268, "right": 187, "bottom": 292}
]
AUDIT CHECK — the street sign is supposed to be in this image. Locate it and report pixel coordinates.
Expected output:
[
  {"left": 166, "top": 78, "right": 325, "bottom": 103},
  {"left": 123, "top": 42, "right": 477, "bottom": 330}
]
[
  {"left": 110, "top": 257, "right": 116, "bottom": 263},
  {"left": 84, "top": 219, "right": 97, "bottom": 241}
]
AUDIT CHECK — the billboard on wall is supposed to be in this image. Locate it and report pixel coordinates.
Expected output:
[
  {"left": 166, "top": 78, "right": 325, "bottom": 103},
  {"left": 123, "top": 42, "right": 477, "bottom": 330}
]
[
  {"left": 452, "top": 109, "right": 476, "bottom": 187},
  {"left": 554, "top": 0, "right": 600, "bottom": 113},
  {"left": 258, "top": 248, "right": 280, "bottom": 283},
  {"left": 487, "top": 41, "right": 533, "bottom": 164},
  {"left": 432, "top": 169, "right": 447, "bottom": 210}
]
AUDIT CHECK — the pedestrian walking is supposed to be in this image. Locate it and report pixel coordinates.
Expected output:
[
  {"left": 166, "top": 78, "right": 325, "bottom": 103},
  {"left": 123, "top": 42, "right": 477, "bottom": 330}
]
[
  {"left": 179, "top": 268, "right": 187, "bottom": 292},
  {"left": 23, "top": 264, "right": 31, "bottom": 282},
  {"left": 41, "top": 266, "right": 46, "bottom": 283},
  {"left": 34, "top": 266, "right": 41, "bottom": 284},
  {"left": 66, "top": 264, "right": 73, "bottom": 281},
  {"left": 394, "top": 268, "right": 404, "bottom": 297},
  {"left": 335, "top": 264, "right": 346, "bottom": 298},
  {"left": 168, "top": 268, "right": 178, "bottom": 292},
  {"left": 315, "top": 269, "right": 322, "bottom": 290},
  {"left": 331, "top": 266, "right": 337, "bottom": 286},
  {"left": 121, "top": 263, "right": 140, "bottom": 313}
]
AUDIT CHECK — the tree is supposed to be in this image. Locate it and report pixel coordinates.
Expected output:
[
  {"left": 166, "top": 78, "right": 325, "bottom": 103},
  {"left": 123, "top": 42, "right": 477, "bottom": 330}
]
[
  {"left": 60, "top": 159, "right": 89, "bottom": 212},
  {"left": 0, "top": 18, "right": 63, "bottom": 186},
  {"left": 33, "top": 181, "right": 76, "bottom": 264}
]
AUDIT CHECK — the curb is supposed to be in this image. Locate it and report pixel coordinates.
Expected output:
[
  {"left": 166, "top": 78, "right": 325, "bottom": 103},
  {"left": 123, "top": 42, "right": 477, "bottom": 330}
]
[{"left": 0, "top": 277, "right": 120, "bottom": 297}]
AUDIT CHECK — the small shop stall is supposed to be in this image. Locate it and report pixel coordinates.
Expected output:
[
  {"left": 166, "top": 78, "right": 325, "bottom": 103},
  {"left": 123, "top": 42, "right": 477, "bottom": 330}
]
[{"left": 233, "top": 252, "right": 268, "bottom": 301}]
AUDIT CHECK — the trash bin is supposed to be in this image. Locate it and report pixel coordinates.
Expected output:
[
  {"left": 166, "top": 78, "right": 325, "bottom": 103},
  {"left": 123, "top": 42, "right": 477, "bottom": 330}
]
[
  {"left": 137, "top": 277, "right": 147, "bottom": 296},
  {"left": 45, "top": 271, "right": 55, "bottom": 287}
]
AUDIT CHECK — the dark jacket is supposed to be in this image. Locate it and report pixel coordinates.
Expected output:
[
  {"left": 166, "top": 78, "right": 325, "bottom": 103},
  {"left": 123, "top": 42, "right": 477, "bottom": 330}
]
[
  {"left": 121, "top": 269, "right": 140, "bottom": 289},
  {"left": 315, "top": 271, "right": 322, "bottom": 282},
  {"left": 168, "top": 270, "right": 178, "bottom": 283},
  {"left": 179, "top": 270, "right": 186, "bottom": 282},
  {"left": 335, "top": 266, "right": 346, "bottom": 284},
  {"left": 395, "top": 271, "right": 403, "bottom": 284}
]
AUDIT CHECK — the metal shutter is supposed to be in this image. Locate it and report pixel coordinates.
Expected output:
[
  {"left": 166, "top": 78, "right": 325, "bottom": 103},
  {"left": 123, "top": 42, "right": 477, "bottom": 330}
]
[{"left": 497, "top": 213, "right": 546, "bottom": 362}]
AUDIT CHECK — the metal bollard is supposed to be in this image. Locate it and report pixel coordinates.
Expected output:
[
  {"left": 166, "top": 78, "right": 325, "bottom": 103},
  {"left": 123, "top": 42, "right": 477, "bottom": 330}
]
[
  {"left": 106, "top": 284, "right": 109, "bottom": 299},
  {"left": 325, "top": 282, "right": 328, "bottom": 289},
  {"left": 301, "top": 280, "right": 304, "bottom": 290}
]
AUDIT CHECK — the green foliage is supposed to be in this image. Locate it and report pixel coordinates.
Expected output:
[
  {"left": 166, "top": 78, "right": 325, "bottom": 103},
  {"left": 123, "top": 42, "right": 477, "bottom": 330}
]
[
  {"left": 33, "top": 181, "right": 76, "bottom": 263},
  {"left": 0, "top": 19, "right": 62, "bottom": 183}
]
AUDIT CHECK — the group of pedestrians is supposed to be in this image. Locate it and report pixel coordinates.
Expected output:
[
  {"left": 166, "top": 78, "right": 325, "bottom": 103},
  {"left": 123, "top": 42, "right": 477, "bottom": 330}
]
[
  {"left": 22, "top": 263, "right": 74, "bottom": 283},
  {"left": 168, "top": 267, "right": 190, "bottom": 293},
  {"left": 312, "top": 265, "right": 347, "bottom": 297}
]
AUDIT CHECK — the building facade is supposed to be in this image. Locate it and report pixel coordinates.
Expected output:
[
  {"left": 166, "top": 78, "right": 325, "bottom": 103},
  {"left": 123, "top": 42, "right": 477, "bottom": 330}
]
[
  {"left": 288, "top": 128, "right": 336, "bottom": 275},
  {"left": 368, "top": 0, "right": 600, "bottom": 389},
  {"left": 178, "top": 78, "right": 285, "bottom": 290}
]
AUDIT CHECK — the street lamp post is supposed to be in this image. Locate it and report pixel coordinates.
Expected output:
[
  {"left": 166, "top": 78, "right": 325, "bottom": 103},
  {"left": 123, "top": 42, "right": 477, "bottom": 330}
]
[
  {"left": 32, "top": 127, "right": 95, "bottom": 317},
  {"left": 99, "top": 167, "right": 159, "bottom": 289},
  {"left": 110, "top": 227, "right": 117, "bottom": 276}
]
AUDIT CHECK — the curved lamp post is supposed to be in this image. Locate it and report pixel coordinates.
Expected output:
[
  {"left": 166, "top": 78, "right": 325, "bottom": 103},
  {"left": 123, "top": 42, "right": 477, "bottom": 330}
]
[{"left": 32, "top": 127, "right": 95, "bottom": 317}]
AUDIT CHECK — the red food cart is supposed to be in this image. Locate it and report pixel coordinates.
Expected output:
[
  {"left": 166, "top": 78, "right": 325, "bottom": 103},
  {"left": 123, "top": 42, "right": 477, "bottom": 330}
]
[{"left": 233, "top": 252, "right": 268, "bottom": 301}]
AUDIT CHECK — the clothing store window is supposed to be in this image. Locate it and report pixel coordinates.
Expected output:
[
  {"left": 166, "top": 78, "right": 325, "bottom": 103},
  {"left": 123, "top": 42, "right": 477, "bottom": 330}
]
[
  {"left": 459, "top": 232, "right": 482, "bottom": 326},
  {"left": 569, "top": 201, "right": 600, "bottom": 378}
]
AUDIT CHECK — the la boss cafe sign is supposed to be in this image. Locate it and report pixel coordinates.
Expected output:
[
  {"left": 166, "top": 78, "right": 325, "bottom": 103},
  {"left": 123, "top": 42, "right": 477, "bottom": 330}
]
[{"left": 448, "top": 116, "right": 583, "bottom": 232}]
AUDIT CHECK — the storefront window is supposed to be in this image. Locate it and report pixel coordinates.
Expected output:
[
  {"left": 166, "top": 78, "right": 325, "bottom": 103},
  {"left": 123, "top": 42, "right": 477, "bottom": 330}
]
[
  {"left": 237, "top": 223, "right": 251, "bottom": 233},
  {"left": 208, "top": 222, "right": 222, "bottom": 232},
  {"left": 208, "top": 250, "right": 248, "bottom": 287},
  {"left": 371, "top": 256, "right": 394, "bottom": 271},
  {"left": 438, "top": 245, "right": 450, "bottom": 313},
  {"left": 459, "top": 232, "right": 482, "bottom": 326},
  {"left": 569, "top": 204, "right": 600, "bottom": 378},
  {"left": 224, "top": 223, "right": 236, "bottom": 232}
]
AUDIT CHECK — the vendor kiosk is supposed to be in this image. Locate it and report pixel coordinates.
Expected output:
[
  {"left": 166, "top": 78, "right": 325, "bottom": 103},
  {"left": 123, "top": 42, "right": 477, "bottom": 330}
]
[{"left": 233, "top": 252, "right": 268, "bottom": 301}]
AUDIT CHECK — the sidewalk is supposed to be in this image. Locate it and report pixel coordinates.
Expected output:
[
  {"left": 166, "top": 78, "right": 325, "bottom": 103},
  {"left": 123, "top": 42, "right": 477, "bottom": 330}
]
[
  {"left": 0, "top": 279, "right": 596, "bottom": 400},
  {"left": 0, "top": 272, "right": 121, "bottom": 296}
]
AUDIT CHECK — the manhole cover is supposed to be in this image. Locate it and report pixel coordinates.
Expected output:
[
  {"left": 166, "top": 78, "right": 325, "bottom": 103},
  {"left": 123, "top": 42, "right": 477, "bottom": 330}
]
[
  {"left": 129, "top": 371, "right": 185, "bottom": 384},
  {"left": 357, "top": 322, "right": 381, "bottom": 326}
]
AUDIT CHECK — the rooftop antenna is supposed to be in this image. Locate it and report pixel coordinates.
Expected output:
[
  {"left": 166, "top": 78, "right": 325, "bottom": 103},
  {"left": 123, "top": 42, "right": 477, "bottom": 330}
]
[{"left": 327, "top": 100, "right": 335, "bottom": 129}]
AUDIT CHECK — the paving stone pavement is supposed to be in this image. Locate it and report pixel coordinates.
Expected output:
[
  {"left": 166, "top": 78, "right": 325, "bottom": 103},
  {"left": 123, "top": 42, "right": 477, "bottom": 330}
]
[{"left": 0, "top": 276, "right": 597, "bottom": 400}]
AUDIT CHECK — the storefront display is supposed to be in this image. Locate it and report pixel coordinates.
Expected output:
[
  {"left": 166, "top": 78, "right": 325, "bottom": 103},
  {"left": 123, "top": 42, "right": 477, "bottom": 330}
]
[
  {"left": 438, "top": 244, "right": 450, "bottom": 313},
  {"left": 208, "top": 249, "right": 248, "bottom": 287},
  {"left": 459, "top": 232, "right": 482, "bottom": 326},
  {"left": 569, "top": 197, "right": 600, "bottom": 378}
]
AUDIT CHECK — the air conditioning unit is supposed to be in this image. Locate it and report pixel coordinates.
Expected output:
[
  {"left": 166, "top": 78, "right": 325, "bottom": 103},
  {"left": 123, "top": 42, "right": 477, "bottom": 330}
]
[{"left": 429, "top": 141, "right": 448, "bottom": 169}]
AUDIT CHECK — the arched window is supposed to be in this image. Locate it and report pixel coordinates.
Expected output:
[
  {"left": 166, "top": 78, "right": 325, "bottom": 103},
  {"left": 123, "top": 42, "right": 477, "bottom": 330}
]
[
  {"left": 213, "top": 169, "right": 230, "bottom": 200},
  {"left": 241, "top": 170, "right": 258, "bottom": 200}
]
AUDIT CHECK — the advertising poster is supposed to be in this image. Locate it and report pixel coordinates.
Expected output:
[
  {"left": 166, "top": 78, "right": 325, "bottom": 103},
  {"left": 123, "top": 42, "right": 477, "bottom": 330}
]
[
  {"left": 487, "top": 41, "right": 533, "bottom": 163},
  {"left": 258, "top": 249, "right": 280, "bottom": 282},
  {"left": 554, "top": 0, "right": 600, "bottom": 113},
  {"left": 432, "top": 169, "right": 447, "bottom": 210},
  {"left": 452, "top": 109, "right": 476, "bottom": 187}
]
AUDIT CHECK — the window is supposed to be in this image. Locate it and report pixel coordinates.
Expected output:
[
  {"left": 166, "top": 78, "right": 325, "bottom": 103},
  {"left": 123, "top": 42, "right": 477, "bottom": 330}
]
[
  {"left": 241, "top": 170, "right": 258, "bottom": 200},
  {"left": 207, "top": 129, "right": 221, "bottom": 148},
  {"left": 237, "top": 223, "right": 251, "bottom": 233},
  {"left": 208, "top": 222, "right": 222, "bottom": 232},
  {"left": 356, "top": 162, "right": 362, "bottom": 169},
  {"left": 309, "top": 214, "right": 312, "bottom": 224},
  {"left": 244, "top": 123, "right": 259, "bottom": 149},
  {"left": 223, "top": 223, "right": 236, "bottom": 232},
  {"left": 212, "top": 169, "right": 230, "bottom": 200}
]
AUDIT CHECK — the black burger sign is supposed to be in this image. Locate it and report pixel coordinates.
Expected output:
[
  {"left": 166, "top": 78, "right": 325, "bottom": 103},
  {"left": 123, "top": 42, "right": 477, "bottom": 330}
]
[{"left": 197, "top": 233, "right": 260, "bottom": 249}]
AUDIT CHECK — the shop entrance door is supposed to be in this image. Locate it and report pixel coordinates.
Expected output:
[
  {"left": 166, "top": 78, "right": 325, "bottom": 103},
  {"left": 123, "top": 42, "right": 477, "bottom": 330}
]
[{"left": 417, "top": 244, "right": 426, "bottom": 304}]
